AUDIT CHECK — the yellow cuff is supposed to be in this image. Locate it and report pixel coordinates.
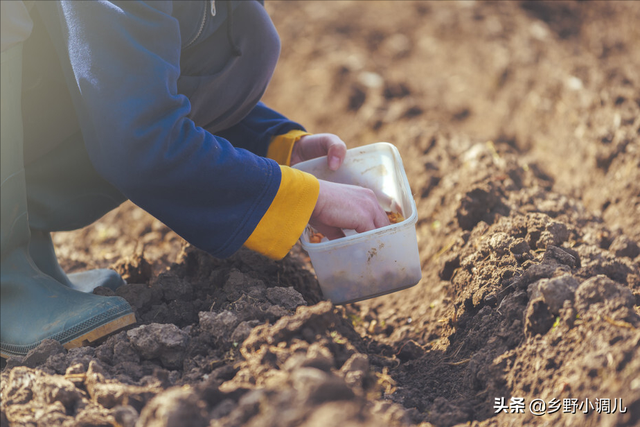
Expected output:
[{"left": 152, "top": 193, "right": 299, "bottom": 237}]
[
  {"left": 244, "top": 165, "right": 319, "bottom": 260},
  {"left": 267, "top": 130, "right": 311, "bottom": 166}
]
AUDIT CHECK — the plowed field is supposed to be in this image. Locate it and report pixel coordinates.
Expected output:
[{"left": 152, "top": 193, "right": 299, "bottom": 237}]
[{"left": 2, "top": 2, "right": 639, "bottom": 427}]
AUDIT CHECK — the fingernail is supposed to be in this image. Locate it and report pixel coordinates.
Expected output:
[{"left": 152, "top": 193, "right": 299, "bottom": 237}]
[{"left": 329, "top": 156, "right": 340, "bottom": 170}]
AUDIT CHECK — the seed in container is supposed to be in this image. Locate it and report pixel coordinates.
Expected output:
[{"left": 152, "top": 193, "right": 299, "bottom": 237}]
[
  {"left": 309, "top": 230, "right": 326, "bottom": 243},
  {"left": 386, "top": 211, "right": 405, "bottom": 224}
]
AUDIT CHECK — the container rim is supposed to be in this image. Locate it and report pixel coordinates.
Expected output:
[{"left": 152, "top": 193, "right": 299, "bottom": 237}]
[{"left": 297, "top": 142, "right": 418, "bottom": 251}]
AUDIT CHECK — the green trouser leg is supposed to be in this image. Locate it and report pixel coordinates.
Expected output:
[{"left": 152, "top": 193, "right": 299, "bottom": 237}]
[
  {"left": 19, "top": 3, "right": 128, "bottom": 293},
  {"left": 1, "top": 44, "right": 135, "bottom": 358},
  {"left": 24, "top": 129, "right": 129, "bottom": 292}
]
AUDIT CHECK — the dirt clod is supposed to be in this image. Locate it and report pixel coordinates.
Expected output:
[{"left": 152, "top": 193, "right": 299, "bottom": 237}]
[
  {"left": 528, "top": 274, "right": 579, "bottom": 315},
  {"left": 137, "top": 387, "right": 208, "bottom": 427},
  {"left": 609, "top": 234, "right": 640, "bottom": 259},
  {"left": 574, "top": 274, "right": 636, "bottom": 315},
  {"left": 265, "top": 286, "right": 307, "bottom": 311},
  {"left": 23, "top": 339, "right": 66, "bottom": 369},
  {"left": 524, "top": 298, "right": 556, "bottom": 337},
  {"left": 127, "top": 324, "right": 189, "bottom": 369}
]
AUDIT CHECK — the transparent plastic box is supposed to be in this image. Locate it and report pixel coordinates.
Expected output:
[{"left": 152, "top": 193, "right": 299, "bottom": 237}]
[{"left": 293, "top": 142, "right": 422, "bottom": 305}]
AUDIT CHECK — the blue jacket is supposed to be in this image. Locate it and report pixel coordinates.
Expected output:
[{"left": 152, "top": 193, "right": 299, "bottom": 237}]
[{"left": 29, "top": 0, "right": 314, "bottom": 258}]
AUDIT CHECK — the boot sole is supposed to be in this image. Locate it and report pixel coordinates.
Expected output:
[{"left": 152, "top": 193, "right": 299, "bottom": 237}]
[
  {"left": 63, "top": 312, "right": 137, "bottom": 350},
  {"left": 0, "top": 313, "right": 136, "bottom": 359}
]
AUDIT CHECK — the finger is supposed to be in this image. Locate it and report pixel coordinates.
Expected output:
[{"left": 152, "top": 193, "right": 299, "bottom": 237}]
[
  {"left": 327, "top": 138, "right": 347, "bottom": 171},
  {"left": 390, "top": 199, "right": 404, "bottom": 217},
  {"left": 313, "top": 223, "right": 345, "bottom": 240},
  {"left": 298, "top": 135, "right": 331, "bottom": 162},
  {"left": 373, "top": 206, "right": 391, "bottom": 229},
  {"left": 325, "top": 228, "right": 346, "bottom": 240},
  {"left": 376, "top": 192, "right": 394, "bottom": 211},
  {"left": 354, "top": 218, "right": 376, "bottom": 234}
]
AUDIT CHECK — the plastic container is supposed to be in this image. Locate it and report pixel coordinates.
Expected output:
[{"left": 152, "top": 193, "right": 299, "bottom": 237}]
[{"left": 293, "top": 142, "right": 422, "bottom": 304}]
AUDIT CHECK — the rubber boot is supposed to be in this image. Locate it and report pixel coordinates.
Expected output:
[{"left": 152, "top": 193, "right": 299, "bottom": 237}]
[
  {"left": 1, "top": 44, "right": 136, "bottom": 358},
  {"left": 28, "top": 229, "right": 125, "bottom": 292}
]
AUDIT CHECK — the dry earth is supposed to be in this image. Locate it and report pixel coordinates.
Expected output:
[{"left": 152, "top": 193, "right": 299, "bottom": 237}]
[{"left": 2, "top": 2, "right": 639, "bottom": 427}]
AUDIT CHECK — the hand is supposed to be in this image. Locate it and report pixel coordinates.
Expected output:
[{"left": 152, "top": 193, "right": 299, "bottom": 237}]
[
  {"left": 310, "top": 180, "right": 390, "bottom": 240},
  {"left": 290, "top": 133, "right": 347, "bottom": 170}
]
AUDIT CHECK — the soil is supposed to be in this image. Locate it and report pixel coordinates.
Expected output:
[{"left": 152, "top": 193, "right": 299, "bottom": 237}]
[{"left": 2, "top": 2, "right": 639, "bottom": 427}]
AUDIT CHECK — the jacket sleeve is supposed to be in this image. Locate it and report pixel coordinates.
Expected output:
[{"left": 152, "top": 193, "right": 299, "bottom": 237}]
[
  {"left": 215, "top": 102, "right": 318, "bottom": 259},
  {"left": 40, "top": 0, "right": 315, "bottom": 258},
  {"left": 215, "top": 101, "right": 307, "bottom": 158}
]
